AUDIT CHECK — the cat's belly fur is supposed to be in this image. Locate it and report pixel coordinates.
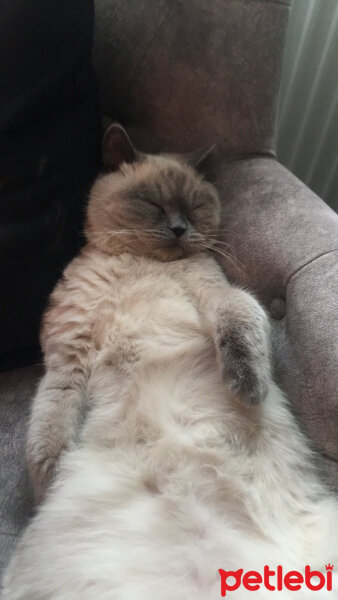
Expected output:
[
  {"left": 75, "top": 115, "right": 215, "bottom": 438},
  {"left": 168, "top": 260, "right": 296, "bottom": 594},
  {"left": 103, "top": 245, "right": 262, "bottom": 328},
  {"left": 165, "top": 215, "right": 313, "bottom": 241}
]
[
  {"left": 3, "top": 260, "right": 338, "bottom": 599},
  {"left": 4, "top": 374, "right": 338, "bottom": 599}
]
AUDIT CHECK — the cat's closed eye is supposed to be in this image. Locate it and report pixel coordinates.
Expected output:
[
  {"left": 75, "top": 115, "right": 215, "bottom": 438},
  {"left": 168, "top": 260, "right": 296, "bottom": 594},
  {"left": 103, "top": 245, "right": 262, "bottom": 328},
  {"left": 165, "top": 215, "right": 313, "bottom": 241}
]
[{"left": 143, "top": 199, "right": 164, "bottom": 213}]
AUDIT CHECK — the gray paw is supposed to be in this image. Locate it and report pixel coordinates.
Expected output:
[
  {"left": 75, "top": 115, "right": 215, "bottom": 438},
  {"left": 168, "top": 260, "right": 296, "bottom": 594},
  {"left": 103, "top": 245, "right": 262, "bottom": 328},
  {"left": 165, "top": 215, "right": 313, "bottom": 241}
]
[{"left": 217, "top": 323, "right": 270, "bottom": 406}]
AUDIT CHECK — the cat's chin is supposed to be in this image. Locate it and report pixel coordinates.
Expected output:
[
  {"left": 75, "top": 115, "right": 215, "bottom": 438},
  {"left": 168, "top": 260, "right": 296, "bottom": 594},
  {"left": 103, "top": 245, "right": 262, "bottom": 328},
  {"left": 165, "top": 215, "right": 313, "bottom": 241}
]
[
  {"left": 88, "top": 240, "right": 191, "bottom": 262},
  {"left": 148, "top": 248, "right": 186, "bottom": 262},
  {"left": 146, "top": 242, "right": 196, "bottom": 262}
]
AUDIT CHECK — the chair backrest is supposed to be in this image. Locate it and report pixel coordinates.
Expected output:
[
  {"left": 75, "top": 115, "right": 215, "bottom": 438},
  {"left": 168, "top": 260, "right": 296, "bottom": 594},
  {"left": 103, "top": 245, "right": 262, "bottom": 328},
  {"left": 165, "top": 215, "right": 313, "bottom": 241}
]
[{"left": 93, "top": 0, "right": 290, "bottom": 155}]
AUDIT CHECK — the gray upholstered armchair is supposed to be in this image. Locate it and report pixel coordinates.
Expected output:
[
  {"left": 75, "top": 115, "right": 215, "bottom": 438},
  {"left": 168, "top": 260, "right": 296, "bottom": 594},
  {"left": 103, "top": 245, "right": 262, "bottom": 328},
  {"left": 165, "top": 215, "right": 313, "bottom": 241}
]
[{"left": 1, "top": 0, "right": 337, "bottom": 579}]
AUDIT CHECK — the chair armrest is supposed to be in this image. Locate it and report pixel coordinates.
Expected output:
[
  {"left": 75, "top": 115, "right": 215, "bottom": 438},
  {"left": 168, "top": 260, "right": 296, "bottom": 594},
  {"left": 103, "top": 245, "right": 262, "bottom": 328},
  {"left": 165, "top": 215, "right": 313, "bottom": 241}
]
[{"left": 215, "top": 157, "right": 338, "bottom": 481}]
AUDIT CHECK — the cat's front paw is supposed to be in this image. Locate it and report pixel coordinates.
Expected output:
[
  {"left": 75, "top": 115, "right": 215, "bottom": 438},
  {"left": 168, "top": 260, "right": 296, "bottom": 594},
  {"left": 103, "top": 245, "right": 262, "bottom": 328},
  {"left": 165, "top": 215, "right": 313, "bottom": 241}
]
[{"left": 216, "top": 314, "right": 271, "bottom": 406}]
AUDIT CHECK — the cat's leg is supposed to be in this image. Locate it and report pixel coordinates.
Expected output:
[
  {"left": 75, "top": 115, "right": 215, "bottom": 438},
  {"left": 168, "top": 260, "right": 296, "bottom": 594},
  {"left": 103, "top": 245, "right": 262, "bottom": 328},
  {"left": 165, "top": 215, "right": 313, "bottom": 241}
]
[
  {"left": 179, "top": 256, "right": 271, "bottom": 406},
  {"left": 27, "top": 368, "right": 85, "bottom": 503},
  {"left": 213, "top": 287, "right": 271, "bottom": 406}
]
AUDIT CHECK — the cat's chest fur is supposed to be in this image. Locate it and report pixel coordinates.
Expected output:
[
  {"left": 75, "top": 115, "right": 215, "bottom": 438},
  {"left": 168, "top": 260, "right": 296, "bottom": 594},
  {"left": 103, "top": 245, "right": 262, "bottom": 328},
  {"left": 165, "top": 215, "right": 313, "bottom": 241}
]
[
  {"left": 59, "top": 249, "right": 233, "bottom": 458},
  {"left": 76, "top": 250, "right": 210, "bottom": 366}
]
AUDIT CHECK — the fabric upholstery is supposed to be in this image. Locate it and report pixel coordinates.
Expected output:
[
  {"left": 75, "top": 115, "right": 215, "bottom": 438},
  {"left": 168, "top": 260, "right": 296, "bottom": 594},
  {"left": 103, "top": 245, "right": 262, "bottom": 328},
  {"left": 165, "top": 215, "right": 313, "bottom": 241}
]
[
  {"left": 93, "top": 0, "right": 289, "bottom": 155},
  {"left": 0, "top": 366, "right": 42, "bottom": 579}
]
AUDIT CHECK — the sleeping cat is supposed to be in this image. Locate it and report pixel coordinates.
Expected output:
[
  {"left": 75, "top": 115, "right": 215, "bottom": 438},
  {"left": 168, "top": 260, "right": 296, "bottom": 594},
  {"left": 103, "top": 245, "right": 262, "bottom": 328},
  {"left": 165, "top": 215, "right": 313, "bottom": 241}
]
[{"left": 2, "top": 124, "right": 337, "bottom": 600}]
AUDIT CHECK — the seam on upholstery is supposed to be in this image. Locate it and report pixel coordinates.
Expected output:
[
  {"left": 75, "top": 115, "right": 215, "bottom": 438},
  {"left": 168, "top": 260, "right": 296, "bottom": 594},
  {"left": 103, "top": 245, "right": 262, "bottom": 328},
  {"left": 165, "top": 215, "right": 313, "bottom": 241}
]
[
  {"left": 227, "top": 151, "right": 275, "bottom": 161},
  {"left": 215, "top": 153, "right": 276, "bottom": 170},
  {"left": 254, "top": 0, "right": 290, "bottom": 6},
  {"left": 321, "top": 451, "right": 338, "bottom": 464},
  {"left": 286, "top": 248, "right": 338, "bottom": 288}
]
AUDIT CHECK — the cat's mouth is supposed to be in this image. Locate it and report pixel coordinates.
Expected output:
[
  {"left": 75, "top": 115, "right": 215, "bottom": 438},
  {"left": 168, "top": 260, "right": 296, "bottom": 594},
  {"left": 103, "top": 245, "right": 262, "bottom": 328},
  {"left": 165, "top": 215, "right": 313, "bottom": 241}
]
[
  {"left": 164, "top": 236, "right": 197, "bottom": 258},
  {"left": 135, "top": 230, "right": 200, "bottom": 261},
  {"left": 147, "top": 235, "right": 192, "bottom": 261}
]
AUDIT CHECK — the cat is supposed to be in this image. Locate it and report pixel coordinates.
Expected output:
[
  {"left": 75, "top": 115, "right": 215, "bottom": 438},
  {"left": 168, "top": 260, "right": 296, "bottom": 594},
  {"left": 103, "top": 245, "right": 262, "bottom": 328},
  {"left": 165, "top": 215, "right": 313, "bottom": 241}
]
[{"left": 2, "top": 124, "right": 337, "bottom": 600}]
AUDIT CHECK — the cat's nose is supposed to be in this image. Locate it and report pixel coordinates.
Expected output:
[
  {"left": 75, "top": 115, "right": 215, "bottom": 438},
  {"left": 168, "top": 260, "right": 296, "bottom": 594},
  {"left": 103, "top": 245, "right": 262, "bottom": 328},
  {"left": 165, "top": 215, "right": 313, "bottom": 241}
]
[
  {"left": 170, "top": 224, "right": 187, "bottom": 238},
  {"left": 168, "top": 216, "right": 187, "bottom": 238}
]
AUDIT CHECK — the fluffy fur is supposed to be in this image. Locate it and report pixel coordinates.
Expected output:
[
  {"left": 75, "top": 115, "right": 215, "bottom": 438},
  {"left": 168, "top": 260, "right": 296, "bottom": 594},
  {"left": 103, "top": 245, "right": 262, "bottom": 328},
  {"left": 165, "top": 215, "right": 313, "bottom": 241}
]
[{"left": 2, "top": 126, "right": 337, "bottom": 599}]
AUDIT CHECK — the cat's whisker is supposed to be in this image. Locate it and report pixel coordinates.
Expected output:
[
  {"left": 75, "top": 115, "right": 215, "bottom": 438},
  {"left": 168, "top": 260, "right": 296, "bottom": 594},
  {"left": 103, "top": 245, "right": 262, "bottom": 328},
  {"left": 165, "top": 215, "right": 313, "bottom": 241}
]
[
  {"left": 194, "top": 241, "right": 243, "bottom": 272},
  {"left": 207, "top": 240, "right": 236, "bottom": 251},
  {"left": 189, "top": 235, "right": 235, "bottom": 252}
]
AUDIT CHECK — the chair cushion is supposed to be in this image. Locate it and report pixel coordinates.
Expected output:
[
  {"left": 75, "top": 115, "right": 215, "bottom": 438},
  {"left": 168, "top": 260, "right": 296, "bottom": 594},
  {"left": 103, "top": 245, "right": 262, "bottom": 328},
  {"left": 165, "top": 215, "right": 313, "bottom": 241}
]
[{"left": 0, "top": 364, "right": 43, "bottom": 580}]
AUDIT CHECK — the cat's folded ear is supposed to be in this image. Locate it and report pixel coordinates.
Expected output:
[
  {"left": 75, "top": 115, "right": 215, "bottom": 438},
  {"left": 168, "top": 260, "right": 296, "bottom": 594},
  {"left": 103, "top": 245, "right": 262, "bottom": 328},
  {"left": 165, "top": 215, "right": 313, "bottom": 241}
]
[
  {"left": 102, "top": 123, "right": 141, "bottom": 171},
  {"left": 182, "top": 145, "right": 216, "bottom": 168},
  {"left": 175, "top": 144, "right": 216, "bottom": 176}
]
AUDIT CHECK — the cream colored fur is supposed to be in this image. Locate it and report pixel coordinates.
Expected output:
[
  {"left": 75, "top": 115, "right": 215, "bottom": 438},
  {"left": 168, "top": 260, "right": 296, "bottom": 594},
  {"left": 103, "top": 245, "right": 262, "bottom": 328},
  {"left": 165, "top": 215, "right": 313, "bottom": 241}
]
[{"left": 2, "top": 137, "right": 337, "bottom": 599}]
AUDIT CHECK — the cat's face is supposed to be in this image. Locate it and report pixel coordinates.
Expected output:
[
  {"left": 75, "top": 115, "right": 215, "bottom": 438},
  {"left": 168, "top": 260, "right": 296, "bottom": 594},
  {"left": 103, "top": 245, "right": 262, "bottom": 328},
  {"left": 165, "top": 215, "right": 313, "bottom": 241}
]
[{"left": 85, "top": 124, "right": 220, "bottom": 261}]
